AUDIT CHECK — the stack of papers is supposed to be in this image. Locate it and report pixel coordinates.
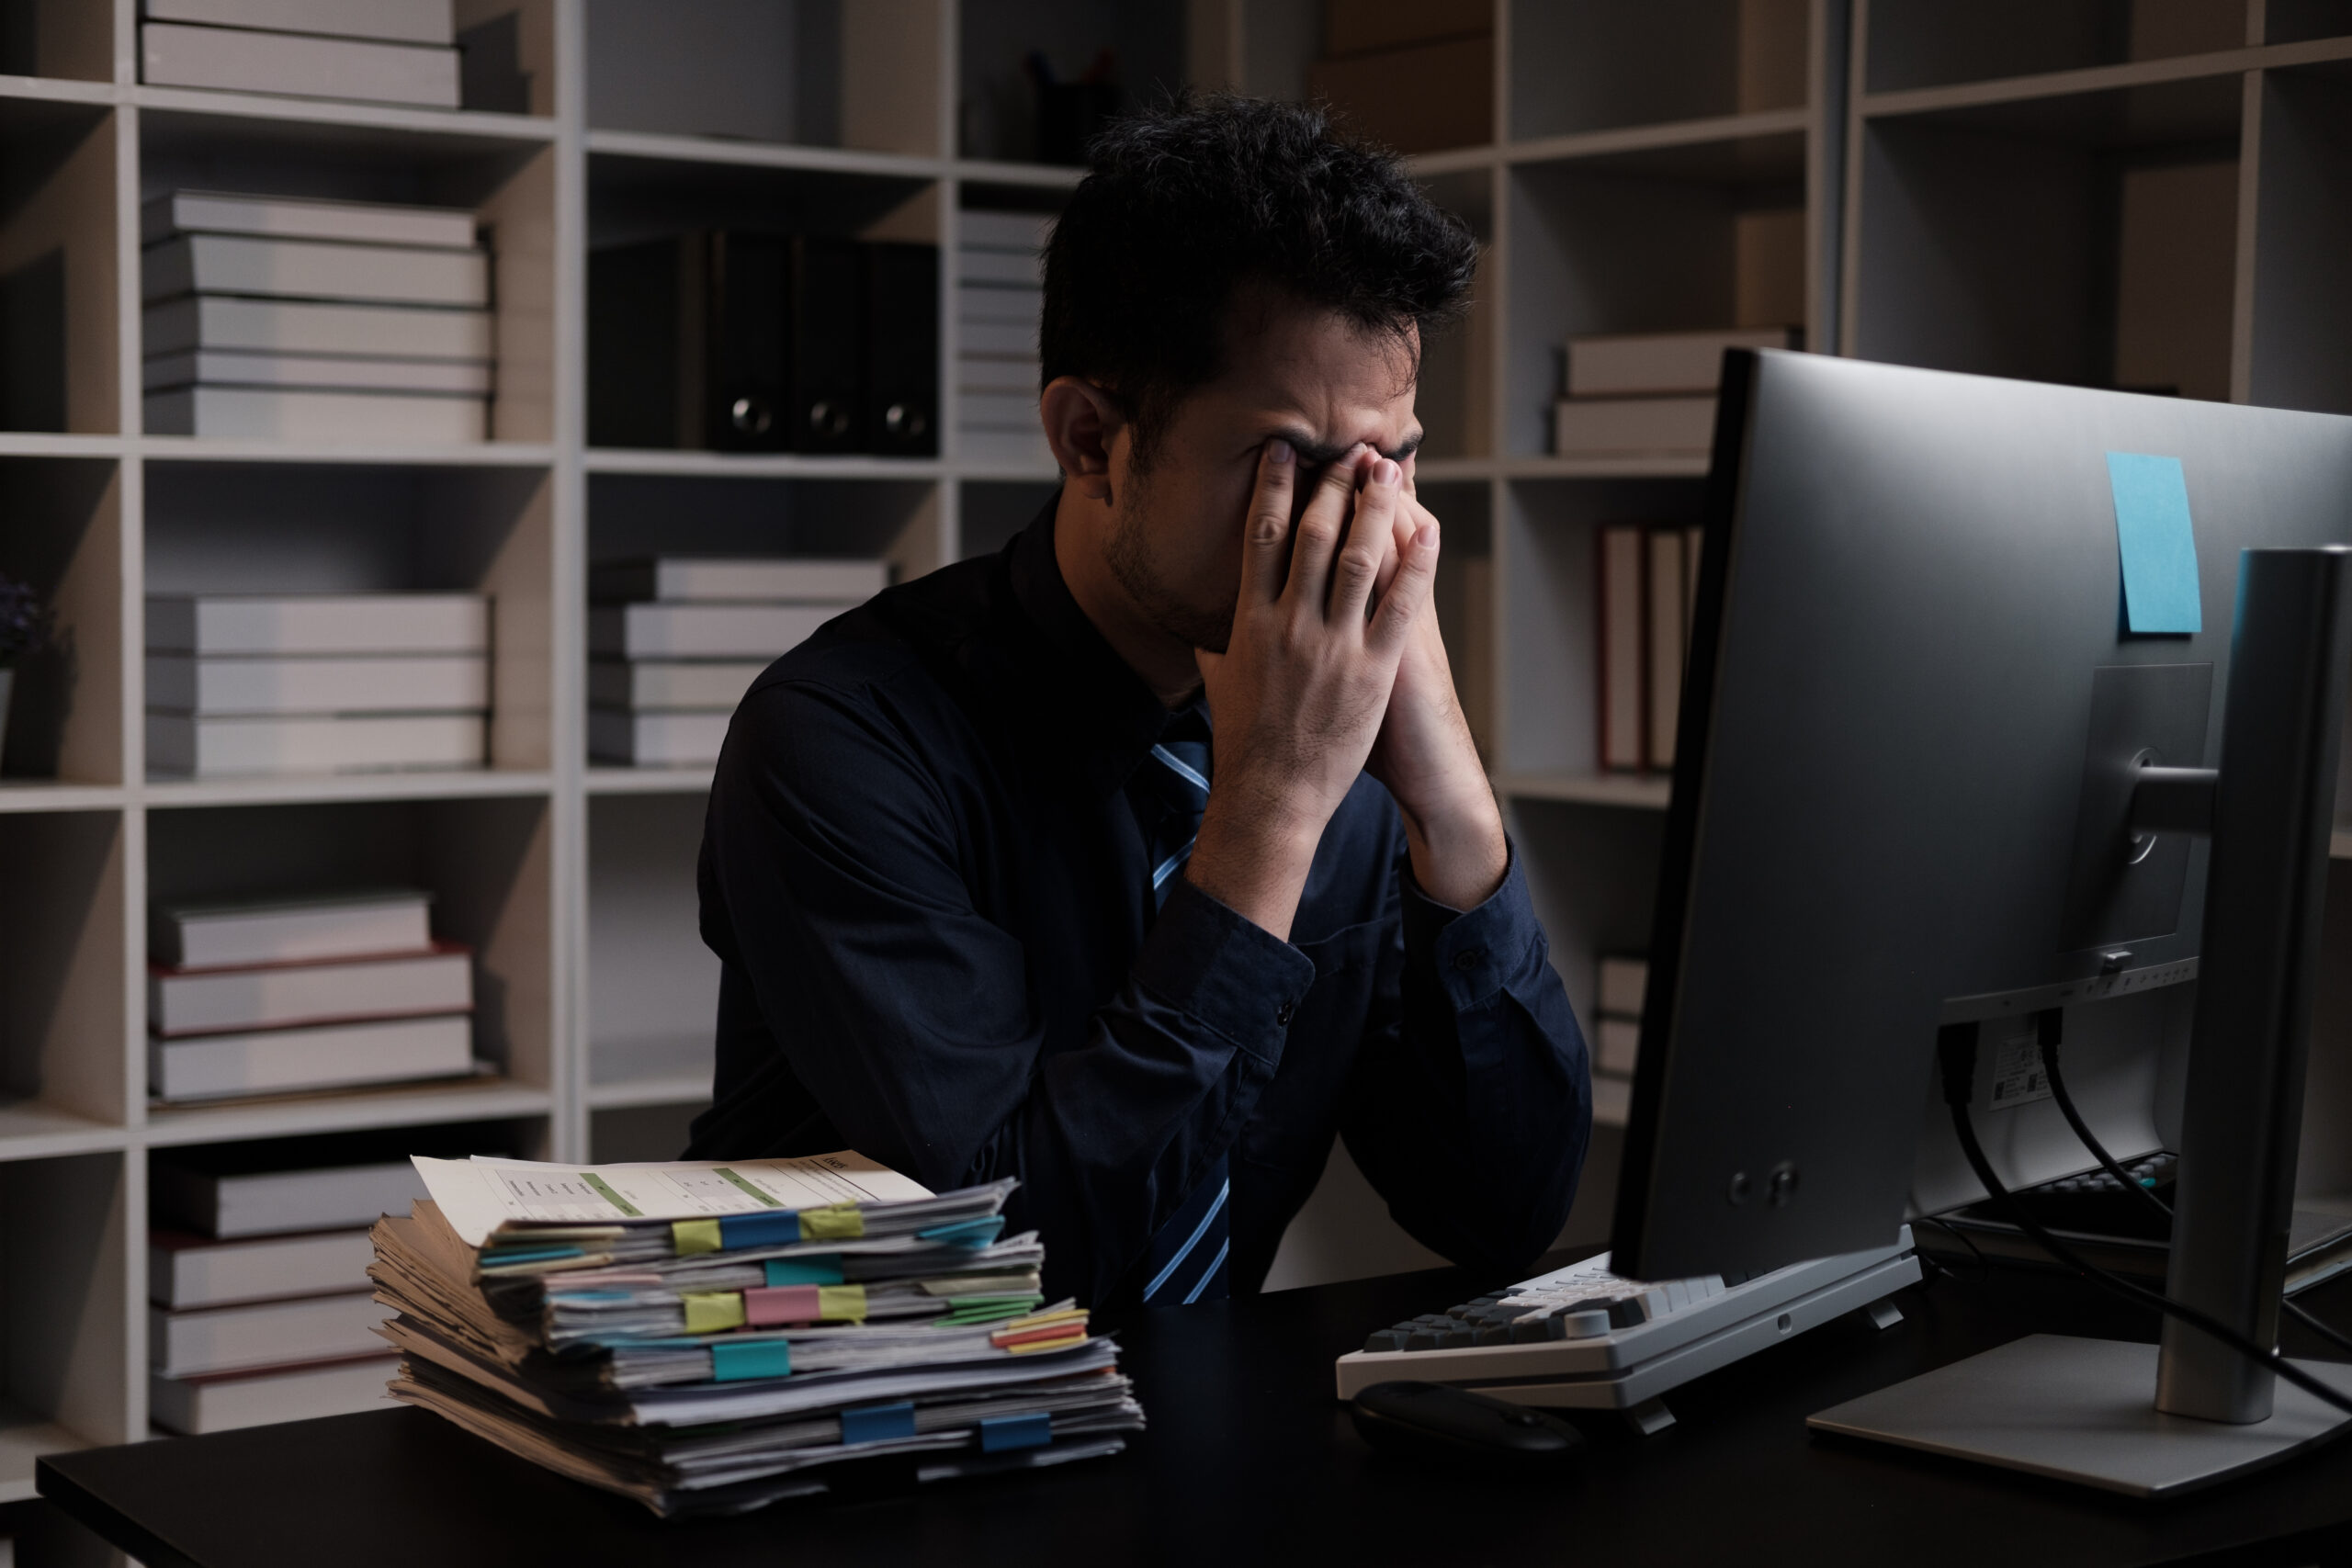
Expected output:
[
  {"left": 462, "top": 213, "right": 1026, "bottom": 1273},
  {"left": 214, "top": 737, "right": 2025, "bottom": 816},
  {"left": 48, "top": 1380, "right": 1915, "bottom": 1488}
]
[{"left": 373, "top": 1153, "right": 1142, "bottom": 1516}]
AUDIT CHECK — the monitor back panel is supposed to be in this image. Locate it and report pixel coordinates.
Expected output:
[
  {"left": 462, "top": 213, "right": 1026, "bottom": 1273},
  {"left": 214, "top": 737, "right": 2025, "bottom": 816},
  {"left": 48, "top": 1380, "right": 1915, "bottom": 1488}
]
[{"left": 1612, "top": 350, "right": 2352, "bottom": 1281}]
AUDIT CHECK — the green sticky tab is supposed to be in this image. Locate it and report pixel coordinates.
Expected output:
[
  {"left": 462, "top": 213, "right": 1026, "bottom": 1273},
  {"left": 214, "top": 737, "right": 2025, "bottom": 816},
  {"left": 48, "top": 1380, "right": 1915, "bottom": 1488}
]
[
  {"left": 798, "top": 1204, "right": 865, "bottom": 1239},
  {"left": 682, "top": 1292, "right": 747, "bottom": 1335},
  {"left": 577, "top": 1172, "right": 641, "bottom": 1217},
  {"left": 763, "top": 1258, "right": 844, "bottom": 1287},
  {"left": 671, "top": 1218, "right": 723, "bottom": 1256},
  {"left": 2108, "top": 452, "right": 2202, "bottom": 634},
  {"left": 709, "top": 1340, "right": 792, "bottom": 1382},
  {"left": 816, "top": 1283, "right": 868, "bottom": 1321}
]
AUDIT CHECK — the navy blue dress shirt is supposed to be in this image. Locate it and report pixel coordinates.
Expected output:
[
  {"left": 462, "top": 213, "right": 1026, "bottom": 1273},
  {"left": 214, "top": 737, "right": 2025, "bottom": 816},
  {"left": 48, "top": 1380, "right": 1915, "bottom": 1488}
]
[{"left": 687, "top": 501, "right": 1592, "bottom": 1307}]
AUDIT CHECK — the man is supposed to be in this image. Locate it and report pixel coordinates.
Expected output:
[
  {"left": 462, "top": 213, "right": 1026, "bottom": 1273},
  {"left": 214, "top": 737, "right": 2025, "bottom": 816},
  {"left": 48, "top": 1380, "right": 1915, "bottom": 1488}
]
[{"left": 689, "top": 96, "right": 1590, "bottom": 1308}]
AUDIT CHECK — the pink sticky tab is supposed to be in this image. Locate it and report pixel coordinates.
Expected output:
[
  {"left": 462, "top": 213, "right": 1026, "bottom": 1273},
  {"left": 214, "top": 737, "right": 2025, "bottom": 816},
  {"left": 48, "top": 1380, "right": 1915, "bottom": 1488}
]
[{"left": 744, "top": 1284, "right": 822, "bottom": 1326}]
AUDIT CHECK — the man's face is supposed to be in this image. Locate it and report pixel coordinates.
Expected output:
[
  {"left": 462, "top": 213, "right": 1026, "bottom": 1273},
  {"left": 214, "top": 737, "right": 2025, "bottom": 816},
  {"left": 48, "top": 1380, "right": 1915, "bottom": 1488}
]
[{"left": 1102, "top": 290, "right": 1424, "bottom": 653}]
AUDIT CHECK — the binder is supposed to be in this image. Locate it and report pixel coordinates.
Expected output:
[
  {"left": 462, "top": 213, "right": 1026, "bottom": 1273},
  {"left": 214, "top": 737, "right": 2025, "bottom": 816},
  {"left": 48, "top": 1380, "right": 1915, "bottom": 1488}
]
[
  {"left": 785, "top": 234, "right": 864, "bottom": 454},
  {"left": 703, "top": 231, "right": 790, "bottom": 451},
  {"left": 863, "top": 242, "right": 939, "bottom": 456}
]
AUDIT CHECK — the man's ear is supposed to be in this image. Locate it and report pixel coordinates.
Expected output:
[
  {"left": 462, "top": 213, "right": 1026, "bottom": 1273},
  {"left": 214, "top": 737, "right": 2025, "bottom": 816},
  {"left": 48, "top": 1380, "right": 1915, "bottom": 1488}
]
[{"left": 1040, "top": 377, "right": 1126, "bottom": 502}]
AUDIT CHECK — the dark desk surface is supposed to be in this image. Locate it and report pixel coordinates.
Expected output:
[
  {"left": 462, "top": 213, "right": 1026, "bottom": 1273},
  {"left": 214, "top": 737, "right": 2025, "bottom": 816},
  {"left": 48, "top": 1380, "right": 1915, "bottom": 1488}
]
[{"left": 40, "top": 1260, "right": 2352, "bottom": 1568}]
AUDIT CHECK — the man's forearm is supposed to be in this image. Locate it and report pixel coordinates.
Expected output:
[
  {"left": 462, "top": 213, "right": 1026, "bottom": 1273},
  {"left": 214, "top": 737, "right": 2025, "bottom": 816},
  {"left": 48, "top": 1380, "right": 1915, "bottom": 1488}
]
[{"left": 1397, "top": 784, "right": 1510, "bottom": 911}]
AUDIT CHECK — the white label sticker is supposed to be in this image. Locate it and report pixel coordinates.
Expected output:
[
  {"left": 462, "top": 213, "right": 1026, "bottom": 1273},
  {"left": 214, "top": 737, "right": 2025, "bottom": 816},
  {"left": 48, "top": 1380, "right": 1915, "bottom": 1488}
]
[{"left": 1987, "top": 1021, "right": 2052, "bottom": 1108}]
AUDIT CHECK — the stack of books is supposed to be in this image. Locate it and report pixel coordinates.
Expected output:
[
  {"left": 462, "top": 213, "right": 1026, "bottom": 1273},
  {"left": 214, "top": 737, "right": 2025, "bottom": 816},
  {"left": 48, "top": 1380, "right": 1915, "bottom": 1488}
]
[
  {"left": 142, "top": 190, "right": 493, "bottom": 443},
  {"left": 589, "top": 558, "right": 887, "bottom": 768},
  {"left": 1594, "top": 953, "right": 1648, "bottom": 1083},
  {"left": 150, "top": 1143, "right": 432, "bottom": 1434},
  {"left": 148, "top": 888, "right": 477, "bottom": 1103},
  {"left": 1595, "top": 524, "right": 1702, "bottom": 773},
  {"left": 147, "top": 592, "right": 490, "bottom": 776},
  {"left": 374, "top": 1153, "right": 1144, "bottom": 1517},
  {"left": 956, "top": 210, "right": 1052, "bottom": 468},
  {"left": 140, "top": 0, "right": 462, "bottom": 109},
  {"left": 1555, "top": 327, "right": 1799, "bottom": 459}
]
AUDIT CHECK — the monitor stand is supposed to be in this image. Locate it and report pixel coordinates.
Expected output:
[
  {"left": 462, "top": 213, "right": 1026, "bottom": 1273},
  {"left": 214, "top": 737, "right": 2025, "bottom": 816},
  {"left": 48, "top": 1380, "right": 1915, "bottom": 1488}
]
[{"left": 1813, "top": 547, "right": 2352, "bottom": 1496}]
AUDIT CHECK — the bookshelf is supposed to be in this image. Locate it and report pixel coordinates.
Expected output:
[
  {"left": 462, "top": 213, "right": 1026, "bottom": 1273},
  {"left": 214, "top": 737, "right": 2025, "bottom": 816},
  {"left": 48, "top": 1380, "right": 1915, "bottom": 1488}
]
[{"left": 1, "top": 0, "right": 2350, "bottom": 1506}]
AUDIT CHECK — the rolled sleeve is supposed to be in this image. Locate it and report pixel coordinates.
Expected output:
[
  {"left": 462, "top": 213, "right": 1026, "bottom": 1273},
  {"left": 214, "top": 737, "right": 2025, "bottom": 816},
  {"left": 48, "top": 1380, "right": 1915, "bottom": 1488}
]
[{"left": 1132, "top": 878, "right": 1317, "bottom": 1065}]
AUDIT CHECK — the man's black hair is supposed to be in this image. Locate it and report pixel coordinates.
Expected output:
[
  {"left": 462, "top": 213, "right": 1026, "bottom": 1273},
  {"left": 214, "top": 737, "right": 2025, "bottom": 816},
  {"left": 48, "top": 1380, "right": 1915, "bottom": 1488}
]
[{"left": 1040, "top": 95, "right": 1476, "bottom": 465}]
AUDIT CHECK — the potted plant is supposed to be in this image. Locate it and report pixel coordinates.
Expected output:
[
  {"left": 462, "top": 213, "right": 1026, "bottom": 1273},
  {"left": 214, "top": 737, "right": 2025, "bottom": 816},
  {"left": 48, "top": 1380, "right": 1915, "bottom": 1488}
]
[{"left": 0, "top": 573, "right": 54, "bottom": 773}]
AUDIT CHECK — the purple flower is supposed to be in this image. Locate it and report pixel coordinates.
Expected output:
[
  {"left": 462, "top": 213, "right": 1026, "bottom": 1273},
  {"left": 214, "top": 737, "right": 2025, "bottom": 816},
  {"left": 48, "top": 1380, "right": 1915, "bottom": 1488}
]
[{"left": 0, "top": 575, "right": 53, "bottom": 665}]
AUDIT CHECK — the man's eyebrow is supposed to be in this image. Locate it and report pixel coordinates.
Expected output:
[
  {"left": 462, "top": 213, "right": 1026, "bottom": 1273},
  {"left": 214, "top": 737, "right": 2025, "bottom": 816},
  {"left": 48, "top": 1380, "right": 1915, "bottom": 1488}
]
[{"left": 1273, "top": 430, "right": 1423, "bottom": 468}]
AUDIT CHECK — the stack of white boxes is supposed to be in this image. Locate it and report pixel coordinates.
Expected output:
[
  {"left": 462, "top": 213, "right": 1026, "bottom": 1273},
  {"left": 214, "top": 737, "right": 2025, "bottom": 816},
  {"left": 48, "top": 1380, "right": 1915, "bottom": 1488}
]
[
  {"left": 140, "top": 0, "right": 463, "bottom": 109},
  {"left": 146, "top": 592, "right": 491, "bottom": 776},
  {"left": 143, "top": 190, "right": 494, "bottom": 444},
  {"left": 588, "top": 557, "right": 888, "bottom": 768},
  {"left": 956, "top": 210, "right": 1054, "bottom": 467},
  {"left": 1594, "top": 953, "right": 1647, "bottom": 1122},
  {"left": 1555, "top": 327, "right": 1800, "bottom": 459},
  {"left": 147, "top": 889, "right": 477, "bottom": 1103},
  {"left": 149, "top": 1147, "right": 433, "bottom": 1434}
]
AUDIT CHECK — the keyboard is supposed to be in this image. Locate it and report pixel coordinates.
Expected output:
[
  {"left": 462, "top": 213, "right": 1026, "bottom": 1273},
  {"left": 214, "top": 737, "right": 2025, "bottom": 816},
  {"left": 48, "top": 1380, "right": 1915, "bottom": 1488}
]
[{"left": 1335, "top": 1230, "right": 1921, "bottom": 1432}]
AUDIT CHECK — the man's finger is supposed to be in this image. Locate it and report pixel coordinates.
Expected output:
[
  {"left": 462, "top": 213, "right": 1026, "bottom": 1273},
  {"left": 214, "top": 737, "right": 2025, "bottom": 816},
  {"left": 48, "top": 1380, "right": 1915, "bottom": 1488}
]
[
  {"left": 1239, "top": 439, "right": 1297, "bottom": 606},
  {"left": 1369, "top": 514, "right": 1440, "bottom": 657},
  {"left": 1283, "top": 445, "right": 1371, "bottom": 612},
  {"left": 1374, "top": 492, "right": 1431, "bottom": 607},
  {"left": 1329, "top": 457, "right": 1403, "bottom": 626}
]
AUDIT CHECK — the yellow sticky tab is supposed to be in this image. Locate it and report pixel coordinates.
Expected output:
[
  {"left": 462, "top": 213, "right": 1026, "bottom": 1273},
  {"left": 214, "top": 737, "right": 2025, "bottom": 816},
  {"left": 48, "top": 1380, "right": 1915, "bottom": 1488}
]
[
  {"left": 798, "top": 1205, "right": 865, "bottom": 1240},
  {"left": 816, "top": 1284, "right": 868, "bottom": 1322},
  {"left": 683, "top": 1292, "right": 747, "bottom": 1335},
  {"left": 1002, "top": 1307, "right": 1088, "bottom": 1334},
  {"left": 672, "top": 1219, "right": 723, "bottom": 1256}
]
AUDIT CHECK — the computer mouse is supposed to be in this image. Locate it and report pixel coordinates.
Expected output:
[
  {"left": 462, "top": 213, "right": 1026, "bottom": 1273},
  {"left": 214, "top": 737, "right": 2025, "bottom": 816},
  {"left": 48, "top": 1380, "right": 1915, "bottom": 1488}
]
[{"left": 1350, "top": 1381, "right": 1588, "bottom": 1471}]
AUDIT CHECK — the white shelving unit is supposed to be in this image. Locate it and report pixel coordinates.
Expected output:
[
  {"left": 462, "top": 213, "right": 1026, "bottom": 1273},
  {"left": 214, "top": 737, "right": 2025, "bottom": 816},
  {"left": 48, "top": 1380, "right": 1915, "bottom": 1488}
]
[{"left": 4, "top": 0, "right": 2352, "bottom": 1495}]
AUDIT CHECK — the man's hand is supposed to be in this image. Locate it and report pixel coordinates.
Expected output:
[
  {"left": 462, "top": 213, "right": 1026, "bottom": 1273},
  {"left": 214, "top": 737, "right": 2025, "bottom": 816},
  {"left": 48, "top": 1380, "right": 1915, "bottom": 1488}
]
[
  {"left": 1365, "top": 481, "right": 1509, "bottom": 910},
  {"left": 1188, "top": 439, "right": 1437, "bottom": 940}
]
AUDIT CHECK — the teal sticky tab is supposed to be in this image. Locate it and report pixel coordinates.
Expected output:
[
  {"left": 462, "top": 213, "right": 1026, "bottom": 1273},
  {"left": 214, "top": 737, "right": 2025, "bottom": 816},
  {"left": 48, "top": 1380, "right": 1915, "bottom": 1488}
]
[
  {"left": 708, "top": 1339, "right": 793, "bottom": 1382},
  {"left": 763, "top": 1257, "right": 844, "bottom": 1286},
  {"left": 2108, "top": 452, "right": 2202, "bottom": 634},
  {"left": 840, "top": 1401, "right": 917, "bottom": 1445},
  {"left": 978, "top": 1411, "right": 1052, "bottom": 1452}
]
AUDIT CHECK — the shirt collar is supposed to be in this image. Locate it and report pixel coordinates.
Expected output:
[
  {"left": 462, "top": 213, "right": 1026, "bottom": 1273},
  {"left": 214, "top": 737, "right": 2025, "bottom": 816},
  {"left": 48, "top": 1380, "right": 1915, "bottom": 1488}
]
[{"left": 1006, "top": 494, "right": 1205, "bottom": 797}]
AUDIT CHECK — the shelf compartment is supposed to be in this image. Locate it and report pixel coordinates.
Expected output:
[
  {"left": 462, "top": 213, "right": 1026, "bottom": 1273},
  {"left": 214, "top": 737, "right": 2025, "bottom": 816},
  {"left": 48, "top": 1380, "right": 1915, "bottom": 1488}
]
[
  {"left": 2245, "top": 60, "right": 2352, "bottom": 414},
  {"left": 0, "top": 0, "right": 112, "bottom": 83},
  {"left": 1505, "top": 138, "right": 1808, "bottom": 457},
  {"left": 1496, "top": 479, "right": 1707, "bottom": 779},
  {"left": 1510, "top": 0, "right": 1810, "bottom": 142},
  {"left": 0, "top": 811, "right": 130, "bottom": 1128},
  {"left": 584, "top": 0, "right": 941, "bottom": 157},
  {"left": 957, "top": 0, "right": 1184, "bottom": 165},
  {"left": 1, "top": 457, "right": 123, "bottom": 785},
  {"left": 0, "top": 1152, "right": 135, "bottom": 1495},
  {"left": 143, "top": 460, "right": 554, "bottom": 776},
  {"left": 0, "top": 95, "right": 117, "bottom": 434},
  {"left": 1505, "top": 793, "right": 1668, "bottom": 1041},
  {"left": 145, "top": 795, "right": 555, "bottom": 1104},
  {"left": 1848, "top": 73, "right": 2242, "bottom": 399},
  {"left": 1861, "top": 0, "right": 2254, "bottom": 96},
  {"left": 138, "top": 107, "right": 557, "bottom": 443},
  {"left": 587, "top": 794, "right": 717, "bottom": 1104}
]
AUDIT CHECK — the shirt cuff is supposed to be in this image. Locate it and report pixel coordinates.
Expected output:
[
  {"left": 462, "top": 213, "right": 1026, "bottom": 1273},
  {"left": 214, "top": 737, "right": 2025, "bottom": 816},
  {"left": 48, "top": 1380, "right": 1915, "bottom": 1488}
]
[
  {"left": 1406, "top": 840, "right": 1544, "bottom": 1010},
  {"left": 1130, "top": 877, "right": 1317, "bottom": 1064}
]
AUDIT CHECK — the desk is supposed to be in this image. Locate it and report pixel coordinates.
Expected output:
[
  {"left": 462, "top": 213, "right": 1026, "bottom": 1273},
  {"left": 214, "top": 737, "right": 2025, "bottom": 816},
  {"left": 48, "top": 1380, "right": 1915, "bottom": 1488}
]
[{"left": 38, "top": 1261, "right": 2352, "bottom": 1567}]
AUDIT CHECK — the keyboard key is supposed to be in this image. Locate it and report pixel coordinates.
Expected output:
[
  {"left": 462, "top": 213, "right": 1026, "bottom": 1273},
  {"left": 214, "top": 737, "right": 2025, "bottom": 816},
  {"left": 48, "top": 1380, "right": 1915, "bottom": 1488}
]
[
  {"left": 1474, "top": 1325, "right": 1513, "bottom": 1346},
  {"left": 1364, "top": 1330, "right": 1408, "bottom": 1352}
]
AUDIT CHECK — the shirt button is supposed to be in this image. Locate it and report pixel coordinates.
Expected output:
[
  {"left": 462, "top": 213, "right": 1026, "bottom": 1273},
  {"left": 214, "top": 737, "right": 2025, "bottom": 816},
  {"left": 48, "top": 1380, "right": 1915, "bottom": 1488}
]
[
  {"left": 1454, "top": 949, "right": 1485, "bottom": 973},
  {"left": 1275, "top": 999, "right": 1296, "bottom": 1027}
]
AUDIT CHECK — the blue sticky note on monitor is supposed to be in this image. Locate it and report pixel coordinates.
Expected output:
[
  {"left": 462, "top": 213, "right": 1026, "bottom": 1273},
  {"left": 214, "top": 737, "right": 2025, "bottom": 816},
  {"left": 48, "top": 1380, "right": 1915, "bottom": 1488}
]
[{"left": 2107, "top": 452, "right": 2201, "bottom": 634}]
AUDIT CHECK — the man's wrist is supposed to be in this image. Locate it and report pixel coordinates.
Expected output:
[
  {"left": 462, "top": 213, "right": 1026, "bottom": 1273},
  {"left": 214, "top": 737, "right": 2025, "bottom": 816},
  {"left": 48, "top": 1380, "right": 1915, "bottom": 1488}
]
[
  {"left": 1184, "top": 797, "right": 1323, "bottom": 942},
  {"left": 1399, "top": 786, "right": 1509, "bottom": 911}
]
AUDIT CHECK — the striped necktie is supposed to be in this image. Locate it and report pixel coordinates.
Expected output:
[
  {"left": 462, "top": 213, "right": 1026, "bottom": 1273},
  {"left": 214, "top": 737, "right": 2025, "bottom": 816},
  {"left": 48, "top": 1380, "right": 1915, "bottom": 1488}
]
[{"left": 1131, "top": 711, "right": 1230, "bottom": 1305}]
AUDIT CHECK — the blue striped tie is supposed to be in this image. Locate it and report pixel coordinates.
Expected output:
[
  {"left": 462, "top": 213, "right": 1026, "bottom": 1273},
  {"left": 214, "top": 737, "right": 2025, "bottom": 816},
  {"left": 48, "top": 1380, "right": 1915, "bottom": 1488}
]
[{"left": 1134, "top": 718, "right": 1229, "bottom": 1305}]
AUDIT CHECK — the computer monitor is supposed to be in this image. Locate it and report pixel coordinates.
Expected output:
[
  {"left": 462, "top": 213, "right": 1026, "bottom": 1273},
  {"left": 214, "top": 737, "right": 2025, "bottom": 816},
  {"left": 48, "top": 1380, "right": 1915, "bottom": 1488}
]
[{"left": 1611, "top": 349, "right": 2352, "bottom": 1286}]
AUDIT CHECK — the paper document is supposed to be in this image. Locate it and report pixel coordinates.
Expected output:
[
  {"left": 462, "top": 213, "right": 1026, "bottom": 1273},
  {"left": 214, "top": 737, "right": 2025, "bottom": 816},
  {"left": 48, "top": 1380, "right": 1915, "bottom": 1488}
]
[{"left": 416, "top": 1154, "right": 933, "bottom": 1247}]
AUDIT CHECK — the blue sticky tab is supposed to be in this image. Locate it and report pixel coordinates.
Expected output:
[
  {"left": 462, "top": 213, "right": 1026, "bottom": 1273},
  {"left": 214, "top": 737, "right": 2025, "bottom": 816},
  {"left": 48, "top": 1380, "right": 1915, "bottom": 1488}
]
[
  {"left": 720, "top": 1211, "right": 802, "bottom": 1249},
  {"left": 708, "top": 1340, "right": 792, "bottom": 1382},
  {"left": 763, "top": 1257, "right": 844, "bottom": 1286},
  {"left": 840, "top": 1401, "right": 917, "bottom": 1445},
  {"left": 978, "top": 1412, "right": 1053, "bottom": 1453},
  {"left": 918, "top": 1215, "right": 1006, "bottom": 1249},
  {"left": 2108, "top": 452, "right": 2202, "bottom": 634}
]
